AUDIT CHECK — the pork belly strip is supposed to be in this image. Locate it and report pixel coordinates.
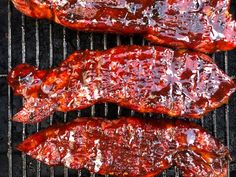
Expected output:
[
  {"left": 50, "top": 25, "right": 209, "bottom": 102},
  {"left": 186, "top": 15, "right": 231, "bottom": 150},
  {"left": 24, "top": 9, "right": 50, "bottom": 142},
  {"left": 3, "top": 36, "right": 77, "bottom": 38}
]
[
  {"left": 11, "top": 0, "right": 236, "bottom": 53},
  {"left": 8, "top": 45, "right": 236, "bottom": 124},
  {"left": 17, "top": 117, "right": 231, "bottom": 177}
]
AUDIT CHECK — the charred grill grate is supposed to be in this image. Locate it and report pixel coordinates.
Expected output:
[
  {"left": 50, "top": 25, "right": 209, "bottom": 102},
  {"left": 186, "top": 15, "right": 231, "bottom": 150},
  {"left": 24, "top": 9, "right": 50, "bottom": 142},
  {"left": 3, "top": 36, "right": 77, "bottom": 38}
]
[{"left": 0, "top": 0, "right": 235, "bottom": 177}]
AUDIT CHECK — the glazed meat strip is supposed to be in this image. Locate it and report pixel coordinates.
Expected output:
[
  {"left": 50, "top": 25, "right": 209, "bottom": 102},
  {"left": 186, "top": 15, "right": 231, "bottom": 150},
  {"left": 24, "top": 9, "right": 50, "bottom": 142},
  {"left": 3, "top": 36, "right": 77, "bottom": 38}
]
[
  {"left": 11, "top": 0, "right": 236, "bottom": 53},
  {"left": 17, "top": 117, "right": 231, "bottom": 177},
  {"left": 8, "top": 46, "right": 236, "bottom": 124}
]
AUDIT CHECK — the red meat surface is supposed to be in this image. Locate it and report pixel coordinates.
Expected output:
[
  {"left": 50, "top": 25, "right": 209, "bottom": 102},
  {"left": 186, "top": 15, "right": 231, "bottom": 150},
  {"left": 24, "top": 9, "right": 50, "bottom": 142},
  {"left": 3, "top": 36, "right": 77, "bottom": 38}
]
[
  {"left": 17, "top": 117, "right": 231, "bottom": 177},
  {"left": 8, "top": 45, "right": 236, "bottom": 124},
  {"left": 11, "top": 0, "right": 236, "bottom": 53}
]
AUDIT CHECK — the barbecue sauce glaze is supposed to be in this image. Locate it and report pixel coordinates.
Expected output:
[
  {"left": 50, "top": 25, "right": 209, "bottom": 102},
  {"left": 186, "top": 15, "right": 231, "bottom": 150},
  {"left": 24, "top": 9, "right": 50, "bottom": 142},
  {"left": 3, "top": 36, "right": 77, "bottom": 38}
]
[
  {"left": 17, "top": 117, "right": 231, "bottom": 177},
  {"left": 11, "top": 0, "right": 236, "bottom": 53},
  {"left": 8, "top": 46, "right": 236, "bottom": 123}
]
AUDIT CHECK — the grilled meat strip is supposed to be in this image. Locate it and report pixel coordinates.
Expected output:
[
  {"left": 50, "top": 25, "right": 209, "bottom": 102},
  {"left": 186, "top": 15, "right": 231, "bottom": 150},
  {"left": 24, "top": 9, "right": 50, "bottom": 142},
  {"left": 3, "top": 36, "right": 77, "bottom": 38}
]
[
  {"left": 11, "top": 0, "right": 236, "bottom": 53},
  {"left": 8, "top": 46, "right": 236, "bottom": 124},
  {"left": 17, "top": 117, "right": 231, "bottom": 177}
]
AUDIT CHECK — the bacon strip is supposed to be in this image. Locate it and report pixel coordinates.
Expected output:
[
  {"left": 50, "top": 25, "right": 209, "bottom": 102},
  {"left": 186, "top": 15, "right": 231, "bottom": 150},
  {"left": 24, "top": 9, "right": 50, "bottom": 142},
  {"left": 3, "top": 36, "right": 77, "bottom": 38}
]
[
  {"left": 17, "top": 117, "right": 231, "bottom": 177},
  {"left": 8, "top": 45, "right": 236, "bottom": 124},
  {"left": 11, "top": 0, "right": 236, "bottom": 53}
]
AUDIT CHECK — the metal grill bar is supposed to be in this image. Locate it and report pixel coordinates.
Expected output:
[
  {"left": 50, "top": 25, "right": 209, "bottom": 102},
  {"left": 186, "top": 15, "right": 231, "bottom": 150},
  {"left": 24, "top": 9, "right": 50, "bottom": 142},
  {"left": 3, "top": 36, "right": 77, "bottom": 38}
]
[
  {"left": 224, "top": 51, "right": 230, "bottom": 177},
  {"left": 213, "top": 110, "right": 217, "bottom": 136},
  {"left": 130, "top": 37, "right": 135, "bottom": 117},
  {"left": 90, "top": 33, "right": 95, "bottom": 118},
  {"left": 21, "top": 15, "right": 26, "bottom": 63},
  {"left": 49, "top": 125, "right": 55, "bottom": 172},
  {"left": 0, "top": 74, "right": 7, "bottom": 77},
  {"left": 103, "top": 34, "right": 109, "bottom": 177},
  {"left": 142, "top": 38, "right": 145, "bottom": 46},
  {"left": 174, "top": 167, "right": 180, "bottom": 177},
  {"left": 7, "top": 1, "right": 12, "bottom": 177},
  {"left": 77, "top": 31, "right": 82, "bottom": 177},
  {"left": 49, "top": 22, "right": 55, "bottom": 177},
  {"left": 90, "top": 32, "right": 96, "bottom": 177},
  {"left": 162, "top": 171, "right": 166, "bottom": 177},
  {"left": 49, "top": 22, "right": 54, "bottom": 126},
  {"left": 49, "top": 23, "right": 53, "bottom": 68},
  {"left": 103, "top": 34, "right": 108, "bottom": 118},
  {"left": 77, "top": 31, "right": 81, "bottom": 117},
  {"left": 21, "top": 13, "right": 27, "bottom": 177},
  {"left": 63, "top": 28, "right": 67, "bottom": 59},
  {"left": 224, "top": 51, "right": 230, "bottom": 147},
  {"left": 212, "top": 53, "right": 217, "bottom": 137},
  {"left": 63, "top": 27, "right": 69, "bottom": 177},
  {"left": 35, "top": 19, "right": 41, "bottom": 177},
  {"left": 116, "top": 35, "right": 121, "bottom": 117},
  {"left": 35, "top": 20, "right": 40, "bottom": 67},
  {"left": 77, "top": 32, "right": 80, "bottom": 50}
]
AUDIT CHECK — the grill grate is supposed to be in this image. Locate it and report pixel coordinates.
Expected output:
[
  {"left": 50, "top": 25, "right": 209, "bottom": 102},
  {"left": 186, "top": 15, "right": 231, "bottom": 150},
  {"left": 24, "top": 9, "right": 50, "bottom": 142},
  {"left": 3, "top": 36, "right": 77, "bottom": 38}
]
[
  {"left": 1, "top": 0, "right": 236, "bottom": 177},
  {"left": 7, "top": 2, "right": 12, "bottom": 177},
  {"left": 224, "top": 51, "right": 231, "bottom": 177}
]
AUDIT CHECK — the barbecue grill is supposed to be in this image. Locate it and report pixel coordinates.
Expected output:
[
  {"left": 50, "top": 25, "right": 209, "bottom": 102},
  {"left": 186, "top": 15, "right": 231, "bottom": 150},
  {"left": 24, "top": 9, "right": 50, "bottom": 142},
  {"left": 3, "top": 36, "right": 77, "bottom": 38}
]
[{"left": 0, "top": 0, "right": 236, "bottom": 176}]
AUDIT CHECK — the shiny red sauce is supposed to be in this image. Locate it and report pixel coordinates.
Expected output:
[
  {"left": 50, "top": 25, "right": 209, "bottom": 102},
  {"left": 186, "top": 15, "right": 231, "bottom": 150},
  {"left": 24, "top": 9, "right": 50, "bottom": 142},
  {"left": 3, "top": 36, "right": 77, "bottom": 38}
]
[
  {"left": 17, "top": 117, "right": 231, "bottom": 177},
  {"left": 7, "top": 45, "right": 236, "bottom": 124},
  {"left": 11, "top": 0, "right": 236, "bottom": 53}
]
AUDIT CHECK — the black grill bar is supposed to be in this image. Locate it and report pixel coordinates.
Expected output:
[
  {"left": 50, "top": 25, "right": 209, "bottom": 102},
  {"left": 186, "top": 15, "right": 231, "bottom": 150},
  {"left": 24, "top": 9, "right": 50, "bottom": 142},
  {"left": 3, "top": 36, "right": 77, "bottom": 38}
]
[
  {"left": 0, "top": 74, "right": 8, "bottom": 77},
  {"left": 90, "top": 32, "right": 96, "bottom": 177},
  {"left": 224, "top": 51, "right": 230, "bottom": 147},
  {"left": 103, "top": 34, "right": 110, "bottom": 177},
  {"left": 77, "top": 32, "right": 80, "bottom": 50},
  {"left": 7, "top": 1, "right": 12, "bottom": 177},
  {"left": 49, "top": 22, "right": 55, "bottom": 177},
  {"left": 90, "top": 33, "right": 95, "bottom": 119},
  {"left": 35, "top": 18, "right": 42, "bottom": 177},
  {"left": 116, "top": 35, "right": 121, "bottom": 117},
  {"left": 49, "top": 21, "right": 55, "bottom": 176},
  {"left": 21, "top": 13, "right": 27, "bottom": 177},
  {"left": 103, "top": 34, "right": 108, "bottom": 118},
  {"left": 77, "top": 31, "right": 82, "bottom": 177},
  {"left": 212, "top": 53, "right": 218, "bottom": 142},
  {"left": 174, "top": 167, "right": 180, "bottom": 177},
  {"left": 49, "top": 23, "right": 54, "bottom": 124},
  {"left": 49, "top": 23, "right": 53, "bottom": 68},
  {"left": 130, "top": 37, "right": 135, "bottom": 117},
  {"left": 224, "top": 51, "right": 230, "bottom": 177},
  {"left": 63, "top": 26, "right": 69, "bottom": 177}
]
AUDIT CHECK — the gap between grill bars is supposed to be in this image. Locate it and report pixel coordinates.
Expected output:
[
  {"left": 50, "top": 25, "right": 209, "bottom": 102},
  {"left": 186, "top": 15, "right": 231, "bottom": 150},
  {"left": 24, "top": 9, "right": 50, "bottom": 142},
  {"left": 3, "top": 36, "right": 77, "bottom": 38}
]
[{"left": 6, "top": 1, "right": 235, "bottom": 177}]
